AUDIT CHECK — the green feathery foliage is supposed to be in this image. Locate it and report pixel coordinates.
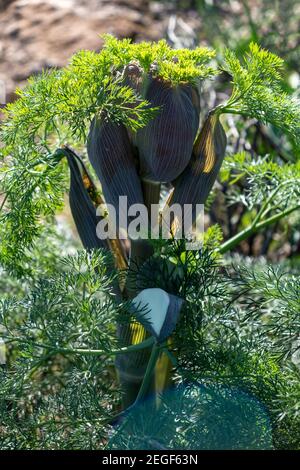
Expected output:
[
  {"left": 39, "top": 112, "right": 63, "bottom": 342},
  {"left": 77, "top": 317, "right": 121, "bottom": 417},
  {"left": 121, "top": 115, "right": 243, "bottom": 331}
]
[
  {"left": 216, "top": 151, "right": 300, "bottom": 254},
  {"left": 221, "top": 152, "right": 300, "bottom": 210},
  {"left": 232, "top": 264, "right": 300, "bottom": 361},
  {"left": 219, "top": 43, "right": 300, "bottom": 145},
  {"left": 0, "top": 146, "right": 66, "bottom": 273},
  {"left": 102, "top": 34, "right": 216, "bottom": 83},
  {"left": 0, "top": 247, "right": 299, "bottom": 449}
]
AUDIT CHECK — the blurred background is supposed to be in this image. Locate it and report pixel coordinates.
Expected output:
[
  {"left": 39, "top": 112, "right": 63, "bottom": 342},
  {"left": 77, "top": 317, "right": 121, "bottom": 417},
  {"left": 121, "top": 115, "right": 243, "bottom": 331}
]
[{"left": 1, "top": 0, "right": 299, "bottom": 101}]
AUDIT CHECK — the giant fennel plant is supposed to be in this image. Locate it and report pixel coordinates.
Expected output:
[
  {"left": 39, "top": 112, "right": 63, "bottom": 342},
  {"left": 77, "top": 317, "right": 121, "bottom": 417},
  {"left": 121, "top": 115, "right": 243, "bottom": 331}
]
[{"left": 0, "top": 36, "right": 299, "bottom": 449}]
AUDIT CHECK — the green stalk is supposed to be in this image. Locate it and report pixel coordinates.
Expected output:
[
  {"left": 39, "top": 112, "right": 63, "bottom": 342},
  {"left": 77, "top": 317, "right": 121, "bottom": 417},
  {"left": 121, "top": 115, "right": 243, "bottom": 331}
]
[
  {"left": 5, "top": 335, "right": 155, "bottom": 358},
  {"left": 135, "top": 343, "right": 161, "bottom": 404},
  {"left": 162, "top": 347, "right": 178, "bottom": 369},
  {"left": 219, "top": 204, "right": 300, "bottom": 254},
  {"left": 53, "top": 337, "right": 155, "bottom": 357},
  {"left": 251, "top": 180, "right": 295, "bottom": 227},
  {"left": 117, "top": 179, "right": 160, "bottom": 409}
]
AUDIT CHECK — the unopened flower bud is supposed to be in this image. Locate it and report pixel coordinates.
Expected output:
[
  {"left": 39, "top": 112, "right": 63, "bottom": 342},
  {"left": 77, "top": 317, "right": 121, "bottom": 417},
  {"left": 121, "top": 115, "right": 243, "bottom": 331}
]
[
  {"left": 87, "top": 116, "right": 144, "bottom": 235},
  {"left": 167, "top": 113, "right": 227, "bottom": 231},
  {"left": 132, "top": 288, "right": 183, "bottom": 342},
  {"left": 136, "top": 77, "right": 200, "bottom": 183},
  {"left": 65, "top": 148, "right": 108, "bottom": 250}
]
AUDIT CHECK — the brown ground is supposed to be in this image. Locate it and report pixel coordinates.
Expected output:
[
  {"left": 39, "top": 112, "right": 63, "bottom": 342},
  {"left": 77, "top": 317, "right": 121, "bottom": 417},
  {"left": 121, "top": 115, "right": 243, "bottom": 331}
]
[{"left": 0, "top": 0, "right": 168, "bottom": 101}]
